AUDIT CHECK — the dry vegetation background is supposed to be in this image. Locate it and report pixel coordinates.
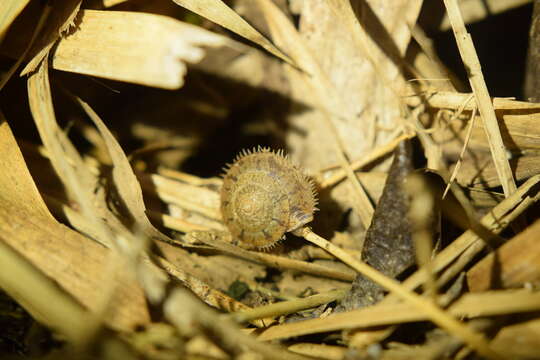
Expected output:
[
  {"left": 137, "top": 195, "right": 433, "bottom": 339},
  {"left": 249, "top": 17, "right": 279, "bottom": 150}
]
[{"left": 1, "top": 0, "right": 540, "bottom": 359}]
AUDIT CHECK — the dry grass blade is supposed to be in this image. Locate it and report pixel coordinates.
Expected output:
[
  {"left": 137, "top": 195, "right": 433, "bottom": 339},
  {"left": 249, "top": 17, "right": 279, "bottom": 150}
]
[
  {"left": 187, "top": 231, "right": 356, "bottom": 282},
  {"left": 444, "top": 0, "right": 517, "bottom": 197},
  {"left": 443, "top": 105, "right": 477, "bottom": 198},
  {"left": 326, "top": 0, "right": 422, "bottom": 82},
  {"left": 150, "top": 210, "right": 221, "bottom": 232},
  {"left": 0, "top": 113, "right": 51, "bottom": 220},
  {"left": 0, "top": 0, "right": 31, "bottom": 37},
  {"left": 404, "top": 90, "right": 540, "bottom": 110},
  {"left": 491, "top": 317, "right": 540, "bottom": 358},
  {"left": 258, "top": 289, "right": 540, "bottom": 342},
  {"left": 300, "top": 228, "right": 501, "bottom": 359},
  {"left": 50, "top": 10, "right": 226, "bottom": 89},
  {"left": 229, "top": 288, "right": 347, "bottom": 323},
  {"left": 171, "top": 0, "right": 295, "bottom": 66},
  {"left": 74, "top": 95, "right": 169, "bottom": 243},
  {"left": 27, "top": 58, "right": 113, "bottom": 248},
  {"left": 3, "top": 0, "right": 539, "bottom": 357},
  {"left": 405, "top": 174, "right": 540, "bottom": 291}
]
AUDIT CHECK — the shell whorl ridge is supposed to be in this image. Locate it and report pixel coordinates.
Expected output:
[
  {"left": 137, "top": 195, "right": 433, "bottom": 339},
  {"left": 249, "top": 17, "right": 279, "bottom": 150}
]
[{"left": 220, "top": 147, "right": 318, "bottom": 249}]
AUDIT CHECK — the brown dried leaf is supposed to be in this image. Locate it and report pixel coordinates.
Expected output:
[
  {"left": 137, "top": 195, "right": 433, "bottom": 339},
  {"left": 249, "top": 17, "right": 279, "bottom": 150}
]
[{"left": 75, "top": 96, "right": 169, "bottom": 243}]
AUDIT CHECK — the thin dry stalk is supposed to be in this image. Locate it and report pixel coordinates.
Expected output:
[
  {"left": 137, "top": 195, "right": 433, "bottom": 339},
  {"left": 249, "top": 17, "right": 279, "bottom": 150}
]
[
  {"left": 443, "top": 0, "right": 517, "bottom": 197},
  {"left": 319, "top": 133, "right": 415, "bottom": 188},
  {"left": 229, "top": 288, "right": 347, "bottom": 323},
  {"left": 258, "top": 289, "right": 540, "bottom": 341},
  {"left": 404, "top": 90, "right": 540, "bottom": 110},
  {"left": 187, "top": 231, "right": 356, "bottom": 282},
  {"left": 443, "top": 106, "right": 478, "bottom": 198},
  {"left": 300, "top": 228, "right": 501, "bottom": 359},
  {"left": 410, "top": 25, "right": 457, "bottom": 92}
]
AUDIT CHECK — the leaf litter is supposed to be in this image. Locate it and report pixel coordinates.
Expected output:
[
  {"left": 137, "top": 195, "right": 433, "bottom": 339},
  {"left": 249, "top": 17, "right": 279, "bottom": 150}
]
[{"left": 1, "top": 1, "right": 540, "bottom": 359}]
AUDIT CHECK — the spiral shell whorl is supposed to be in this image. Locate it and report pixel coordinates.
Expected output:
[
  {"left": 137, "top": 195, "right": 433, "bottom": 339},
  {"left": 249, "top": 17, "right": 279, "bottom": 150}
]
[{"left": 220, "top": 148, "right": 317, "bottom": 249}]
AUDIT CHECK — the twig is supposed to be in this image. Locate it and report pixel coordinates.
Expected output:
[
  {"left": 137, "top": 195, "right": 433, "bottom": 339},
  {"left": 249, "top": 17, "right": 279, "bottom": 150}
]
[
  {"left": 187, "top": 231, "right": 356, "bottom": 282},
  {"left": 403, "top": 90, "right": 540, "bottom": 110},
  {"left": 258, "top": 289, "right": 540, "bottom": 343},
  {"left": 443, "top": 0, "right": 517, "bottom": 198},
  {"left": 319, "top": 133, "right": 415, "bottom": 188},
  {"left": 229, "top": 288, "right": 347, "bottom": 323},
  {"left": 443, "top": 105, "right": 477, "bottom": 198}
]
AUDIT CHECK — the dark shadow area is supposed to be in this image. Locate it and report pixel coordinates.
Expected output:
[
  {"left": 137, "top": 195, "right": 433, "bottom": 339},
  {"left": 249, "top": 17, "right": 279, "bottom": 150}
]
[{"left": 422, "top": 3, "right": 533, "bottom": 98}]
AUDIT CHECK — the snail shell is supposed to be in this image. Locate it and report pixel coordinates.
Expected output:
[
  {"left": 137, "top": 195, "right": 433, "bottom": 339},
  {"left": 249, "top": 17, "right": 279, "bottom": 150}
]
[{"left": 220, "top": 147, "right": 317, "bottom": 249}]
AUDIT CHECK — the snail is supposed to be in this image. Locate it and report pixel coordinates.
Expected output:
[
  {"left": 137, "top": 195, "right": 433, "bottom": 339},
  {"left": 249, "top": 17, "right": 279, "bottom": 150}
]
[{"left": 220, "top": 147, "right": 318, "bottom": 249}]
